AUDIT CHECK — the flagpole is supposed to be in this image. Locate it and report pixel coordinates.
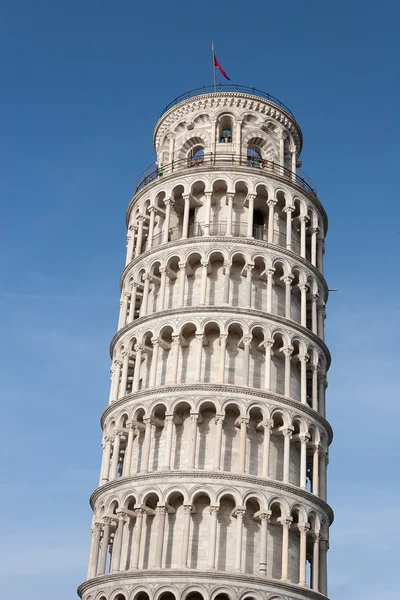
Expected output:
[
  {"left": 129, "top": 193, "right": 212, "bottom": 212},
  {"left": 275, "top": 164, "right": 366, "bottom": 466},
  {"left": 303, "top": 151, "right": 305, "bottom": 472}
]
[{"left": 212, "top": 40, "right": 216, "bottom": 92}]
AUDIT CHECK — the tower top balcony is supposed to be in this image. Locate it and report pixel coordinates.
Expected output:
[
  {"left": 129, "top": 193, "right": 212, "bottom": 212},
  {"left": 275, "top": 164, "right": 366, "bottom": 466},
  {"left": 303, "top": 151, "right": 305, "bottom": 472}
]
[{"left": 153, "top": 84, "right": 304, "bottom": 162}]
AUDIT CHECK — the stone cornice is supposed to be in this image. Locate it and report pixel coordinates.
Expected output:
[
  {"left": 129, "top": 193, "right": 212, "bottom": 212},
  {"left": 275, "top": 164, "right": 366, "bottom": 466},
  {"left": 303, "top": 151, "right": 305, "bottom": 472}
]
[
  {"left": 77, "top": 568, "right": 328, "bottom": 599},
  {"left": 126, "top": 164, "right": 328, "bottom": 232},
  {"left": 153, "top": 91, "right": 303, "bottom": 154},
  {"left": 109, "top": 306, "right": 331, "bottom": 366},
  {"left": 89, "top": 470, "right": 334, "bottom": 523},
  {"left": 120, "top": 237, "right": 329, "bottom": 297},
  {"left": 100, "top": 384, "right": 333, "bottom": 443}
]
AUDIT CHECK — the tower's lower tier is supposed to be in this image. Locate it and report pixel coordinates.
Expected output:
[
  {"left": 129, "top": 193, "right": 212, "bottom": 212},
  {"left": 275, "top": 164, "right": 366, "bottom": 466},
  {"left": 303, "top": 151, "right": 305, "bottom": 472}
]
[{"left": 78, "top": 570, "right": 328, "bottom": 600}]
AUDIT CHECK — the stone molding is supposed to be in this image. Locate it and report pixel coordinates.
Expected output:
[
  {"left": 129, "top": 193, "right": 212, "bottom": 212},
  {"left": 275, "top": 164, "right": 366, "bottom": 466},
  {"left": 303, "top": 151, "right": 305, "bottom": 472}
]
[
  {"left": 89, "top": 469, "right": 334, "bottom": 523},
  {"left": 100, "top": 383, "right": 333, "bottom": 441},
  {"left": 110, "top": 305, "right": 331, "bottom": 366},
  {"left": 126, "top": 164, "right": 327, "bottom": 231},
  {"left": 77, "top": 567, "right": 328, "bottom": 600},
  {"left": 153, "top": 92, "right": 303, "bottom": 152},
  {"left": 120, "top": 236, "right": 329, "bottom": 296}
]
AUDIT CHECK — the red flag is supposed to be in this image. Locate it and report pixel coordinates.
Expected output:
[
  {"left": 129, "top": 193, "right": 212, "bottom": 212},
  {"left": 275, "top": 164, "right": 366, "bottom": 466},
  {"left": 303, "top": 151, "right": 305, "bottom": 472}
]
[{"left": 214, "top": 55, "right": 231, "bottom": 80}]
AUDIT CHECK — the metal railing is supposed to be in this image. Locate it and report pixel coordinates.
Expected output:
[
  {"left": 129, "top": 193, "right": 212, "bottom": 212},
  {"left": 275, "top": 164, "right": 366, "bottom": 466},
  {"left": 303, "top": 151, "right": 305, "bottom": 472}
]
[
  {"left": 134, "top": 153, "right": 317, "bottom": 197},
  {"left": 140, "top": 222, "right": 300, "bottom": 255},
  {"left": 160, "top": 85, "right": 295, "bottom": 118}
]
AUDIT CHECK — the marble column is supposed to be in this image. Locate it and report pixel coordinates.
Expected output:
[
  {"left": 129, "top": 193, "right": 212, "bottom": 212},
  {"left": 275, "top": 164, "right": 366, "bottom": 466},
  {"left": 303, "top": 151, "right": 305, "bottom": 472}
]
[
  {"left": 280, "top": 518, "right": 292, "bottom": 581},
  {"left": 234, "top": 508, "right": 246, "bottom": 571},
  {"left": 141, "top": 417, "right": 153, "bottom": 473},
  {"left": 122, "top": 423, "right": 135, "bottom": 477},
  {"left": 182, "top": 195, "right": 190, "bottom": 239},
  {"left": 181, "top": 505, "right": 192, "bottom": 567},
  {"left": 154, "top": 506, "right": 167, "bottom": 568},
  {"left": 100, "top": 437, "right": 112, "bottom": 484},
  {"left": 188, "top": 413, "right": 199, "bottom": 469},
  {"left": 163, "top": 414, "right": 174, "bottom": 470},
  {"left": 282, "top": 428, "right": 293, "bottom": 483},
  {"left": 299, "top": 523, "right": 310, "bottom": 586},
  {"left": 213, "top": 414, "right": 225, "bottom": 470},
  {"left": 226, "top": 192, "right": 234, "bottom": 236},
  {"left": 284, "top": 206, "right": 294, "bottom": 250},
  {"left": 97, "top": 517, "right": 111, "bottom": 575},
  {"left": 207, "top": 506, "right": 219, "bottom": 569},
  {"left": 262, "top": 420, "right": 274, "bottom": 478},
  {"left": 87, "top": 522, "right": 102, "bottom": 578}
]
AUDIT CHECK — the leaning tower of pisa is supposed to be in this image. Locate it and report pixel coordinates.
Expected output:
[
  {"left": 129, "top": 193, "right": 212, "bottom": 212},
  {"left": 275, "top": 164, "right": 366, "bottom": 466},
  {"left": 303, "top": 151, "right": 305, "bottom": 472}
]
[{"left": 79, "top": 85, "right": 332, "bottom": 600}]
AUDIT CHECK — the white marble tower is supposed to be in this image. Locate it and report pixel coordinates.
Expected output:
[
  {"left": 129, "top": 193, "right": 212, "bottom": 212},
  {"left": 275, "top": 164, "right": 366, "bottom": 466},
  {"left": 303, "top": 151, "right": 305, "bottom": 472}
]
[{"left": 79, "top": 86, "right": 332, "bottom": 600}]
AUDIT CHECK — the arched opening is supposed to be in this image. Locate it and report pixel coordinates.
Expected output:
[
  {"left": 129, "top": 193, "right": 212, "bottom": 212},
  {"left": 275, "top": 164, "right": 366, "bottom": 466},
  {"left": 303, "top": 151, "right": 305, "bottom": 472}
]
[
  {"left": 165, "top": 491, "right": 185, "bottom": 568},
  {"left": 218, "top": 114, "right": 233, "bottom": 143},
  {"left": 202, "top": 322, "right": 221, "bottom": 383},
  {"left": 268, "top": 502, "right": 283, "bottom": 579},
  {"left": 188, "top": 145, "right": 205, "bottom": 166},
  {"left": 216, "top": 495, "right": 236, "bottom": 570},
  {"left": 189, "top": 493, "right": 211, "bottom": 569},
  {"left": 222, "top": 402, "right": 240, "bottom": 471},
  {"left": 243, "top": 497, "right": 261, "bottom": 573},
  {"left": 197, "top": 401, "right": 217, "bottom": 469},
  {"left": 226, "top": 323, "right": 244, "bottom": 386},
  {"left": 270, "top": 412, "right": 285, "bottom": 481},
  {"left": 247, "top": 407, "right": 263, "bottom": 476},
  {"left": 208, "top": 251, "right": 225, "bottom": 305},
  {"left": 178, "top": 323, "right": 197, "bottom": 384},
  {"left": 172, "top": 401, "right": 192, "bottom": 469}
]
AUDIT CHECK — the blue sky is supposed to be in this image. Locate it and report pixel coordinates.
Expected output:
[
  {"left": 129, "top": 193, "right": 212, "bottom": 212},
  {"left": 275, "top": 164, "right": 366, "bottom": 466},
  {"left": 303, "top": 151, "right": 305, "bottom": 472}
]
[{"left": 1, "top": 1, "right": 399, "bottom": 598}]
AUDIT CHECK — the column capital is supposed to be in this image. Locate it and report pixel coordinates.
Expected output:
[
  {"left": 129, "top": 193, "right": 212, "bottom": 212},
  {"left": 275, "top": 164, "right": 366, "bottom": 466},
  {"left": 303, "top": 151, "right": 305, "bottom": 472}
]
[
  {"left": 164, "top": 413, "right": 175, "bottom": 424},
  {"left": 279, "top": 517, "right": 293, "bottom": 528},
  {"left": 245, "top": 262, "right": 255, "bottom": 271},
  {"left": 283, "top": 205, "right": 295, "bottom": 213},
  {"left": 92, "top": 522, "right": 102, "bottom": 532},
  {"left": 298, "top": 523, "right": 311, "bottom": 533},
  {"left": 183, "top": 505, "right": 193, "bottom": 515},
  {"left": 299, "top": 283, "right": 309, "bottom": 293},
  {"left": 320, "top": 538, "right": 329, "bottom": 551},
  {"left": 298, "top": 353, "right": 310, "bottom": 364},
  {"left": 263, "top": 338, "right": 274, "bottom": 349},
  {"left": 151, "top": 337, "right": 160, "bottom": 347},
  {"left": 281, "top": 427, "right": 294, "bottom": 438},
  {"left": 263, "top": 419, "right": 274, "bottom": 431},
  {"left": 299, "top": 433, "right": 311, "bottom": 444},
  {"left": 156, "top": 505, "right": 167, "bottom": 515},
  {"left": 171, "top": 334, "right": 181, "bottom": 345},
  {"left": 215, "top": 413, "right": 225, "bottom": 425},
  {"left": 103, "top": 516, "right": 112, "bottom": 525},
  {"left": 190, "top": 412, "right": 199, "bottom": 422},
  {"left": 283, "top": 275, "right": 294, "bottom": 285},
  {"left": 210, "top": 506, "right": 219, "bottom": 516},
  {"left": 223, "top": 262, "right": 231, "bottom": 271},
  {"left": 137, "top": 214, "right": 146, "bottom": 223},
  {"left": 237, "top": 416, "right": 249, "bottom": 426},
  {"left": 258, "top": 510, "right": 272, "bottom": 522},
  {"left": 159, "top": 266, "right": 167, "bottom": 274},
  {"left": 282, "top": 346, "right": 294, "bottom": 357},
  {"left": 300, "top": 214, "right": 309, "bottom": 223},
  {"left": 148, "top": 205, "right": 157, "bottom": 214},
  {"left": 226, "top": 191, "right": 235, "bottom": 200},
  {"left": 242, "top": 336, "right": 252, "bottom": 347},
  {"left": 267, "top": 198, "right": 277, "bottom": 207},
  {"left": 182, "top": 193, "right": 191, "bottom": 202},
  {"left": 201, "top": 260, "right": 209, "bottom": 268},
  {"left": 247, "top": 193, "right": 256, "bottom": 201},
  {"left": 163, "top": 198, "right": 175, "bottom": 207},
  {"left": 311, "top": 532, "right": 321, "bottom": 542},
  {"left": 134, "top": 343, "right": 144, "bottom": 353},
  {"left": 234, "top": 508, "right": 246, "bottom": 518},
  {"left": 143, "top": 416, "right": 154, "bottom": 426},
  {"left": 178, "top": 261, "right": 187, "bottom": 270},
  {"left": 195, "top": 333, "right": 204, "bottom": 342},
  {"left": 310, "top": 293, "right": 319, "bottom": 302}
]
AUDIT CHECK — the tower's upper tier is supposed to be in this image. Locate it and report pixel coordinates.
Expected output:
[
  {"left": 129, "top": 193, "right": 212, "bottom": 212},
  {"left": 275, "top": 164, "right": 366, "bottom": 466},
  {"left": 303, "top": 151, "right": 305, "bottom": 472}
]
[{"left": 153, "top": 85, "right": 303, "bottom": 164}]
